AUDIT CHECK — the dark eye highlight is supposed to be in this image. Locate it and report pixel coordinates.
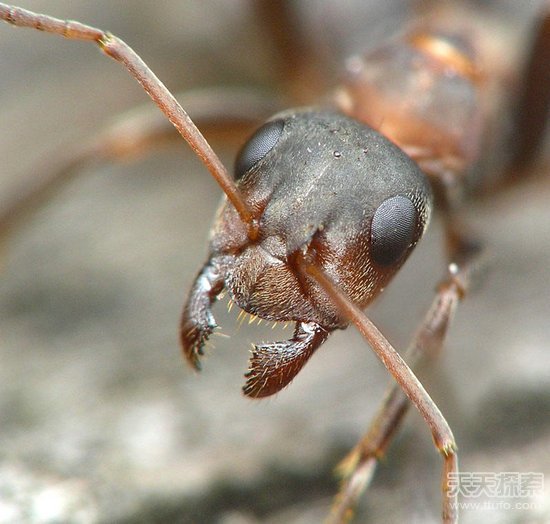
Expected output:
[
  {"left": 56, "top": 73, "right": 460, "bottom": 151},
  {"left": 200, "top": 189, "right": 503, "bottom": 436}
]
[
  {"left": 234, "top": 119, "right": 285, "bottom": 180},
  {"left": 370, "top": 195, "right": 418, "bottom": 266}
]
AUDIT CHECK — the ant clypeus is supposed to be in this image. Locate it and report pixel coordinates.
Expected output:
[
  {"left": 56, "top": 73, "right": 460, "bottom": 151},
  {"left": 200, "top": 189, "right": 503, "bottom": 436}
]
[{"left": 3, "top": 1, "right": 548, "bottom": 520}]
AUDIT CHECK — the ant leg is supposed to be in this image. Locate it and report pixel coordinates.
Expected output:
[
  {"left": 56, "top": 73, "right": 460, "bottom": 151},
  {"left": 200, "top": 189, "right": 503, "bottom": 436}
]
[
  {"left": 0, "top": 87, "right": 277, "bottom": 243},
  {"left": 508, "top": 2, "right": 550, "bottom": 173},
  {"left": 254, "top": 0, "right": 328, "bottom": 102},
  {"left": 0, "top": 4, "right": 257, "bottom": 236},
  {"left": 297, "top": 256, "right": 460, "bottom": 524}
]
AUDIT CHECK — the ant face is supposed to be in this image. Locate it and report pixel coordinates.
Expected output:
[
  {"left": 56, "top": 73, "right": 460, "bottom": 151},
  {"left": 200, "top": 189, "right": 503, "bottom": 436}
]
[{"left": 182, "top": 109, "right": 432, "bottom": 397}]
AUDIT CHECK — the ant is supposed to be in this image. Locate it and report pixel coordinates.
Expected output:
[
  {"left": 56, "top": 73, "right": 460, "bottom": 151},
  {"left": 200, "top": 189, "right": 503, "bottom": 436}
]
[{"left": 0, "top": 2, "right": 549, "bottom": 523}]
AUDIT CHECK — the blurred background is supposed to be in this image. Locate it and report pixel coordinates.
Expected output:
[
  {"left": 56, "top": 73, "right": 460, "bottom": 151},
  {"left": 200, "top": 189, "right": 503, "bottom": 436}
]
[{"left": 0, "top": 1, "right": 549, "bottom": 523}]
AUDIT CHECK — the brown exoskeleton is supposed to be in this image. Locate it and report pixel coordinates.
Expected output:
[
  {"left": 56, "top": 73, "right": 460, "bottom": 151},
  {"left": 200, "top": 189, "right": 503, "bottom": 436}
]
[{"left": 0, "top": 2, "right": 548, "bottom": 523}]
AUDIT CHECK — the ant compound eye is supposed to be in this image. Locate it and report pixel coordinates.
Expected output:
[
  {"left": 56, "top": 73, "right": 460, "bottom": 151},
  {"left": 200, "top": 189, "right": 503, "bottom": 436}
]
[
  {"left": 234, "top": 119, "right": 284, "bottom": 180},
  {"left": 370, "top": 195, "right": 418, "bottom": 266}
]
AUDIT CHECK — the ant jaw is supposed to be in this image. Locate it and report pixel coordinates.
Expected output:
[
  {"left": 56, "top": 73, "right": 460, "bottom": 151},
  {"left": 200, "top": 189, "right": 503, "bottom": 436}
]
[
  {"left": 180, "top": 259, "right": 225, "bottom": 371},
  {"left": 243, "top": 321, "right": 330, "bottom": 398},
  {"left": 179, "top": 256, "right": 333, "bottom": 393}
]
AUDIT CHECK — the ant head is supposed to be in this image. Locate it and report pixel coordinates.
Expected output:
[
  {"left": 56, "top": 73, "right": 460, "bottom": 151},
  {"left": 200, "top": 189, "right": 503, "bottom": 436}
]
[{"left": 184, "top": 109, "right": 432, "bottom": 397}]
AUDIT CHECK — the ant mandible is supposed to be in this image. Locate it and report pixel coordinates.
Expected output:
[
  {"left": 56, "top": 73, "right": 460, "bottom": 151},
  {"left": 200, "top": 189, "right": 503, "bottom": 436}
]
[{"left": 1, "top": 2, "right": 549, "bottom": 523}]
